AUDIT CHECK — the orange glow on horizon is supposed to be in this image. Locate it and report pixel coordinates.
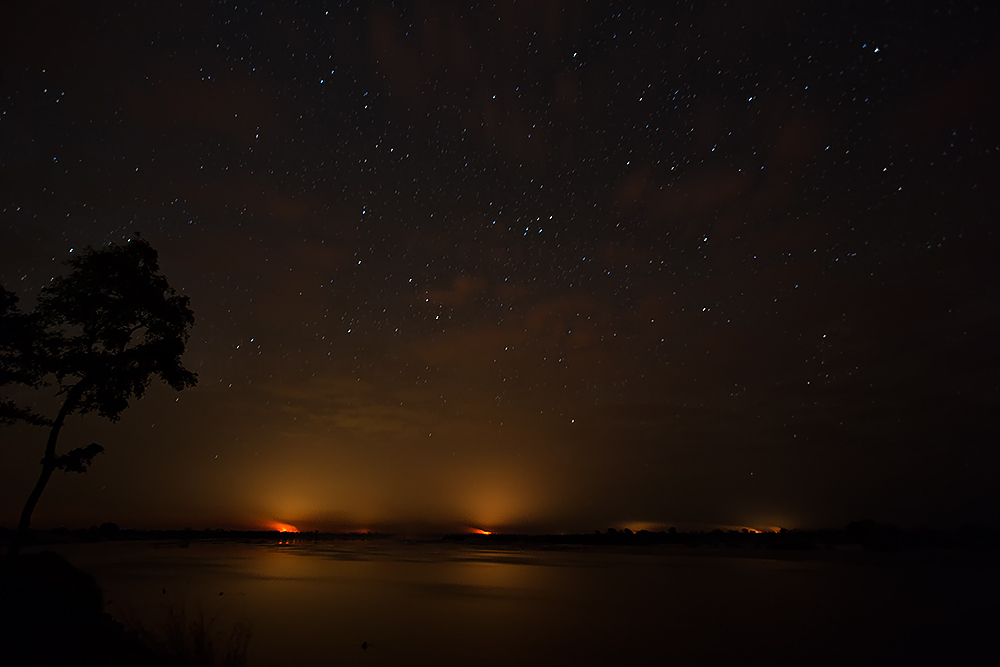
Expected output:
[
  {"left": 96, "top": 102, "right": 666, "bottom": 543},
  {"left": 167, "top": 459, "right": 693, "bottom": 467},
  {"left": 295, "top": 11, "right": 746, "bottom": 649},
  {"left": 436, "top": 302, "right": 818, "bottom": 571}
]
[
  {"left": 713, "top": 524, "right": 768, "bottom": 534},
  {"left": 470, "top": 528, "right": 492, "bottom": 535},
  {"left": 267, "top": 521, "right": 300, "bottom": 533}
]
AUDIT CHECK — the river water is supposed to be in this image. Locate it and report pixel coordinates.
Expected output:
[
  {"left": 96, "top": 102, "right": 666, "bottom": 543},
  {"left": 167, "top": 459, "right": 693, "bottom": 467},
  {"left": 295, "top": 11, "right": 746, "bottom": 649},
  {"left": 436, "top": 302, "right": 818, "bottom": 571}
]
[{"left": 35, "top": 539, "right": 997, "bottom": 666}]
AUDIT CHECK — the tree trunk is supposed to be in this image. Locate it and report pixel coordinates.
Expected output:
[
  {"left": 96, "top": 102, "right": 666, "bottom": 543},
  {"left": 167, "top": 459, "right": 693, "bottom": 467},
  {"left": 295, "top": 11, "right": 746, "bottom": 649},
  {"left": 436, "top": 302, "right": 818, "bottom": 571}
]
[{"left": 6, "top": 384, "right": 83, "bottom": 560}]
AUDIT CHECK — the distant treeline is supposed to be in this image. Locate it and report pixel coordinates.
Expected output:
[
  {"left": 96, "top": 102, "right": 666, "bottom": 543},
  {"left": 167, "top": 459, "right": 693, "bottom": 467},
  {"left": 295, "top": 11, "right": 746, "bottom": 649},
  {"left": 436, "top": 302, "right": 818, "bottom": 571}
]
[
  {"left": 2, "top": 520, "right": 999, "bottom": 551},
  {"left": 0, "top": 523, "right": 394, "bottom": 547},
  {"left": 443, "top": 521, "right": 1000, "bottom": 551}
]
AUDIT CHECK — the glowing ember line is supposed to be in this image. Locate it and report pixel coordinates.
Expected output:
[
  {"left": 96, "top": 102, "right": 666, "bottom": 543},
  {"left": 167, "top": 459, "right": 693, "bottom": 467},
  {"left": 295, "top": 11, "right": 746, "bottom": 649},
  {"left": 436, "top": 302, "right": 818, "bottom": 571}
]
[{"left": 268, "top": 521, "right": 299, "bottom": 533}]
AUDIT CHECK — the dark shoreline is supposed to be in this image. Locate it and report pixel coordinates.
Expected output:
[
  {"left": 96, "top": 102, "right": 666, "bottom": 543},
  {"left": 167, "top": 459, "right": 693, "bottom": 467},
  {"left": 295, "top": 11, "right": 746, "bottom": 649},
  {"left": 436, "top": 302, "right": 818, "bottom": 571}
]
[{"left": 4, "top": 520, "right": 1000, "bottom": 554}]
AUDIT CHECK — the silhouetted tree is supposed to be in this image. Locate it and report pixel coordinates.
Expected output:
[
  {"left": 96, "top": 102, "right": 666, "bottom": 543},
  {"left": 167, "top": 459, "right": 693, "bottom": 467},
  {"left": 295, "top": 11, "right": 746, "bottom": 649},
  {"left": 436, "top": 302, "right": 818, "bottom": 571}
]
[
  {"left": 2, "top": 239, "right": 196, "bottom": 557},
  {"left": 0, "top": 288, "right": 50, "bottom": 427}
]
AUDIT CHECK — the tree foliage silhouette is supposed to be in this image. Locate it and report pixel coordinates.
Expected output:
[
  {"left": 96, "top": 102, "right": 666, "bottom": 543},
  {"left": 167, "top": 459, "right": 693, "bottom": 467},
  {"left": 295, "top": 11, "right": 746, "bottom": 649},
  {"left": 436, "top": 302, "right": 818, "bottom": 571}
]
[{"left": 2, "top": 239, "right": 196, "bottom": 557}]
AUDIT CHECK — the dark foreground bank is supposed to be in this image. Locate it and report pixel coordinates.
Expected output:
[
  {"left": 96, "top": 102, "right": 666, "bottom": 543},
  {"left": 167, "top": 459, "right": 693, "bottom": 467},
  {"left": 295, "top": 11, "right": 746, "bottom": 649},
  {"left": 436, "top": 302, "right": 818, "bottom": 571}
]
[
  {"left": 0, "top": 552, "right": 248, "bottom": 667},
  {"left": 0, "top": 552, "right": 164, "bottom": 666}
]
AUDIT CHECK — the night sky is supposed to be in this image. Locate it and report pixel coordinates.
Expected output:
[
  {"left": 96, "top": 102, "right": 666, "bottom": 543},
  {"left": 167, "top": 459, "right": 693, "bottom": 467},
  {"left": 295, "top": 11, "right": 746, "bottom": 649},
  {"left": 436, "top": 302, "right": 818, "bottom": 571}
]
[{"left": 2, "top": 1, "right": 998, "bottom": 533}]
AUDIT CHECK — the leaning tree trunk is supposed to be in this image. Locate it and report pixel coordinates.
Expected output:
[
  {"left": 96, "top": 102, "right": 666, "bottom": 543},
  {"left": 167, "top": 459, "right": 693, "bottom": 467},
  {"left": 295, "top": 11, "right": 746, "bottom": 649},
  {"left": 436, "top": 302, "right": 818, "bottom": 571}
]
[{"left": 6, "top": 384, "right": 83, "bottom": 560}]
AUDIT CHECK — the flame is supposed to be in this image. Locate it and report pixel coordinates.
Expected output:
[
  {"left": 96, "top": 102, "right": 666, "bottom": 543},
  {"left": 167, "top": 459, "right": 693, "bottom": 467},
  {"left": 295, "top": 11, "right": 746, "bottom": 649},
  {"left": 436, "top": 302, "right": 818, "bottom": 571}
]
[
  {"left": 711, "top": 524, "right": 766, "bottom": 534},
  {"left": 267, "top": 521, "right": 299, "bottom": 533},
  {"left": 470, "top": 528, "right": 492, "bottom": 535}
]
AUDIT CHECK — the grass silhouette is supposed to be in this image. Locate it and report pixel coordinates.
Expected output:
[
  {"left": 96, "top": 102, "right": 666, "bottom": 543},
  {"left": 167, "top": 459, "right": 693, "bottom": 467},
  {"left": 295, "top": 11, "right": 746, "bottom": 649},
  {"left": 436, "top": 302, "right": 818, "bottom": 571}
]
[{"left": 121, "top": 596, "right": 251, "bottom": 667}]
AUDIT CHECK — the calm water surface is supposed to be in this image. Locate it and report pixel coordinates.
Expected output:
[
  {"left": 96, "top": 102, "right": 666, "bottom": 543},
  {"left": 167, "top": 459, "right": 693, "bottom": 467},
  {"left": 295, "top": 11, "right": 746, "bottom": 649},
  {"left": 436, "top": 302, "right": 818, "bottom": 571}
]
[{"left": 39, "top": 540, "right": 996, "bottom": 666}]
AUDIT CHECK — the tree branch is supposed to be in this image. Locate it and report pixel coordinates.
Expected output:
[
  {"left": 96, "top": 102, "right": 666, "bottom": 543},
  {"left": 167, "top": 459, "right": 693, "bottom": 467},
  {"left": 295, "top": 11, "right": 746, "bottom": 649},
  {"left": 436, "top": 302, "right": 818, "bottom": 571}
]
[{"left": 54, "top": 442, "right": 105, "bottom": 473}]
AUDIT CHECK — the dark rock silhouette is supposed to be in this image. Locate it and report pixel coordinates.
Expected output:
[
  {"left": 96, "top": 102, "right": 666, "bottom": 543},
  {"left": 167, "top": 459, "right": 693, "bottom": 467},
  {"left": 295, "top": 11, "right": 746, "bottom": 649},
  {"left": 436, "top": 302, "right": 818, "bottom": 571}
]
[{"left": 0, "top": 552, "right": 164, "bottom": 666}]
